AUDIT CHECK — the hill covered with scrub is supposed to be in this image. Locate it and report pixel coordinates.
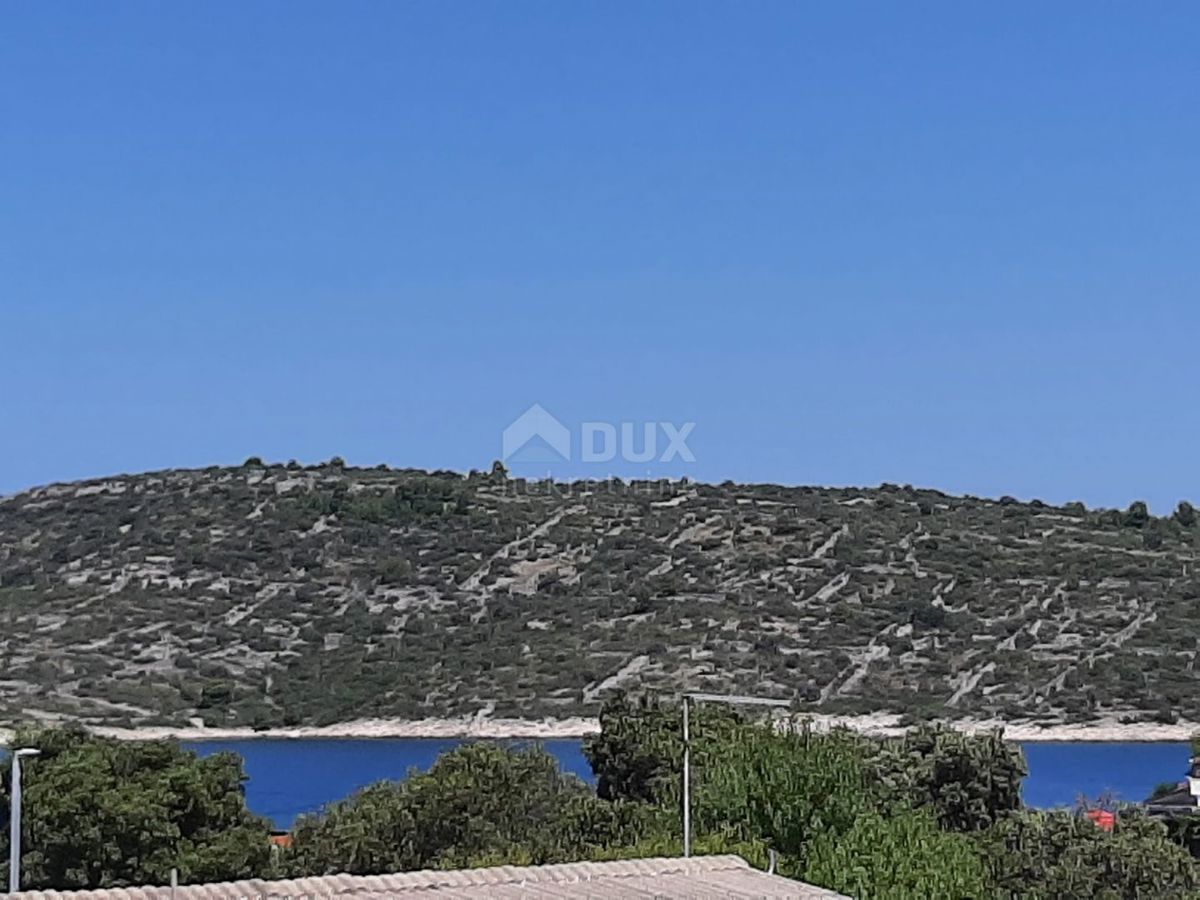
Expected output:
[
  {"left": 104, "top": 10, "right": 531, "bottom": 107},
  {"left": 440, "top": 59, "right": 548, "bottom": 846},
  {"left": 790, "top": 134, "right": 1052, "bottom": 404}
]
[{"left": 0, "top": 460, "right": 1197, "bottom": 730}]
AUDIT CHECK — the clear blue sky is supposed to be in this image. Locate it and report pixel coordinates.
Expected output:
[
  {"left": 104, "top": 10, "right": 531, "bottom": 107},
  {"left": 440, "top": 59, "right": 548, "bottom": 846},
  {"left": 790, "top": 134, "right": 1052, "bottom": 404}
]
[{"left": 3, "top": 2, "right": 1197, "bottom": 511}]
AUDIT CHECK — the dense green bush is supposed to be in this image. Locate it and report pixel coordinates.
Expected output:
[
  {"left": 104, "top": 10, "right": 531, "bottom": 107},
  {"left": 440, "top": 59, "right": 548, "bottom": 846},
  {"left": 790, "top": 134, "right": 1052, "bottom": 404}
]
[
  {"left": 1125, "top": 501, "right": 1151, "bottom": 528},
  {"left": 584, "top": 694, "right": 742, "bottom": 804},
  {"left": 980, "top": 808, "right": 1199, "bottom": 898},
  {"left": 872, "top": 724, "right": 1027, "bottom": 832},
  {"left": 584, "top": 697, "right": 1040, "bottom": 889},
  {"left": 283, "top": 742, "right": 653, "bottom": 874},
  {"left": 693, "top": 723, "right": 871, "bottom": 864},
  {"left": 804, "top": 808, "right": 989, "bottom": 899},
  {"left": 11, "top": 711, "right": 1200, "bottom": 898},
  {"left": 1, "top": 727, "right": 270, "bottom": 890}
]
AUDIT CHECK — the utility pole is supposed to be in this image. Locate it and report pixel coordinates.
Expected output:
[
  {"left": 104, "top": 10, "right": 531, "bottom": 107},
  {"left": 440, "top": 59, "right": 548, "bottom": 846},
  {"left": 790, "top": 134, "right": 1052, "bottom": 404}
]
[
  {"left": 682, "top": 695, "right": 690, "bottom": 858},
  {"left": 9, "top": 748, "right": 40, "bottom": 893},
  {"left": 680, "top": 692, "right": 791, "bottom": 858}
]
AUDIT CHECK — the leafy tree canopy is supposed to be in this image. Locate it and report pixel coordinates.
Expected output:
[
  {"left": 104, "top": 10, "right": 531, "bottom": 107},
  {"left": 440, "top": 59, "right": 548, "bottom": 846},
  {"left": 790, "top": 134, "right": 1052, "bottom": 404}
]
[
  {"left": 692, "top": 722, "right": 871, "bottom": 866},
  {"left": 871, "top": 724, "right": 1027, "bottom": 832},
  {"left": 2, "top": 727, "right": 271, "bottom": 891},
  {"left": 804, "top": 807, "right": 990, "bottom": 900},
  {"left": 980, "top": 808, "right": 1200, "bottom": 898},
  {"left": 7, "top": 711, "right": 1200, "bottom": 900},
  {"left": 584, "top": 693, "right": 743, "bottom": 804},
  {"left": 283, "top": 742, "right": 653, "bottom": 875}
]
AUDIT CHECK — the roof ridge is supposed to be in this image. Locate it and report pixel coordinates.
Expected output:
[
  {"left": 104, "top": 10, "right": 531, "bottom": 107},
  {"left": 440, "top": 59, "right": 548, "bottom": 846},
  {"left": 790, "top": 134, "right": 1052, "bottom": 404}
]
[
  {"left": 366, "top": 854, "right": 752, "bottom": 888},
  {"left": 10, "top": 855, "right": 777, "bottom": 898}
]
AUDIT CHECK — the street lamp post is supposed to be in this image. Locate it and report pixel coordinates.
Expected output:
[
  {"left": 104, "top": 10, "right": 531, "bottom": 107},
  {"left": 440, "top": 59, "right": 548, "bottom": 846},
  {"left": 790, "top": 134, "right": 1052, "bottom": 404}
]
[
  {"left": 681, "top": 692, "right": 791, "bottom": 858},
  {"left": 9, "top": 748, "right": 40, "bottom": 893}
]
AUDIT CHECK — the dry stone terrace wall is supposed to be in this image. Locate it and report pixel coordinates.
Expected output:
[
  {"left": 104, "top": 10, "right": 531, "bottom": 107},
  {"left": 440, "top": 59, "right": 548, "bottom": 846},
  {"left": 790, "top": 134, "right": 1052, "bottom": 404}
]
[{"left": 0, "top": 463, "right": 1197, "bottom": 729}]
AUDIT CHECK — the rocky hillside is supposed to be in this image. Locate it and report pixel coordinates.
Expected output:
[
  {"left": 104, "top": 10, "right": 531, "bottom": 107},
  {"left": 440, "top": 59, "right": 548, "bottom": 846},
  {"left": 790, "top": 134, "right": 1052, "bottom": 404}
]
[{"left": 0, "top": 462, "right": 1197, "bottom": 729}]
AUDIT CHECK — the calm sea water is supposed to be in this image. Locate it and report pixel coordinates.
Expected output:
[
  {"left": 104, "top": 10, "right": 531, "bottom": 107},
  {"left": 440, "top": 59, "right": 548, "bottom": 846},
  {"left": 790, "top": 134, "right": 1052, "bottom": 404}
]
[
  {"left": 187, "top": 738, "right": 1193, "bottom": 830},
  {"left": 187, "top": 739, "right": 594, "bottom": 829}
]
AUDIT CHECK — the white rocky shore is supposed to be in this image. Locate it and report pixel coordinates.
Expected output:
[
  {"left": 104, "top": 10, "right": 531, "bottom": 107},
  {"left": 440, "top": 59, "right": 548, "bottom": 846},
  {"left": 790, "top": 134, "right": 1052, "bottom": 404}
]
[
  {"left": 85, "top": 716, "right": 601, "bottom": 742},
  {"left": 1, "top": 712, "right": 1188, "bottom": 743},
  {"left": 799, "top": 713, "right": 1200, "bottom": 743}
]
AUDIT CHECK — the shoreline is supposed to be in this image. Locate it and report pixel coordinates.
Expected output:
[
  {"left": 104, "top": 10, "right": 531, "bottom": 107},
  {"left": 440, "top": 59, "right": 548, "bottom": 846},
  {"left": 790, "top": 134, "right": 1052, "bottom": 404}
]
[{"left": 4, "top": 713, "right": 1193, "bottom": 744}]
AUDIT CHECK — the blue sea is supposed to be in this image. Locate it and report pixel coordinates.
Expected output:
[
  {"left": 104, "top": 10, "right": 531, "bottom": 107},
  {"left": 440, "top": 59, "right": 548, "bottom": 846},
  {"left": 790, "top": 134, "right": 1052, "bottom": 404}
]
[{"left": 187, "top": 738, "right": 1194, "bottom": 830}]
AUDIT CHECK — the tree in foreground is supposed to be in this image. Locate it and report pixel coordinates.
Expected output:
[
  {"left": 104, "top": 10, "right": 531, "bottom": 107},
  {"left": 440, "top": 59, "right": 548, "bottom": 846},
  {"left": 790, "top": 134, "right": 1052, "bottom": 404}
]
[
  {"left": 803, "top": 808, "right": 989, "bottom": 900},
  {"left": 282, "top": 742, "right": 652, "bottom": 875},
  {"left": 980, "top": 808, "right": 1200, "bottom": 898},
  {"left": 691, "top": 722, "right": 872, "bottom": 871},
  {"left": 871, "top": 724, "right": 1027, "bottom": 832},
  {"left": 9, "top": 710, "right": 1200, "bottom": 900},
  {"left": 584, "top": 692, "right": 743, "bottom": 804},
  {"left": 1, "top": 727, "right": 271, "bottom": 890}
]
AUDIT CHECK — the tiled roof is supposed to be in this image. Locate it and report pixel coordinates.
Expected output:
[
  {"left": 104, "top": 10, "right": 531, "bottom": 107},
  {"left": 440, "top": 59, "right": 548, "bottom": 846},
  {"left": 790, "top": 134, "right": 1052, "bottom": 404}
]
[{"left": 12, "top": 855, "right": 847, "bottom": 899}]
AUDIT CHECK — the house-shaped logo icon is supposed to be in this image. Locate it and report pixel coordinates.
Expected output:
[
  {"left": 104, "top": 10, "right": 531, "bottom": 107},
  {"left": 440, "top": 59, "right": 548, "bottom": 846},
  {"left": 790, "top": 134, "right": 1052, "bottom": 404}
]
[{"left": 502, "top": 404, "right": 571, "bottom": 464}]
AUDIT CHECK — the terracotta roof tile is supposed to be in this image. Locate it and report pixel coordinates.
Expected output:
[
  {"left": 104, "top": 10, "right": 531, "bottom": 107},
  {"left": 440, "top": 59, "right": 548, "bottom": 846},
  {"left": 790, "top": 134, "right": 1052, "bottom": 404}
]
[{"left": 11, "top": 855, "right": 846, "bottom": 899}]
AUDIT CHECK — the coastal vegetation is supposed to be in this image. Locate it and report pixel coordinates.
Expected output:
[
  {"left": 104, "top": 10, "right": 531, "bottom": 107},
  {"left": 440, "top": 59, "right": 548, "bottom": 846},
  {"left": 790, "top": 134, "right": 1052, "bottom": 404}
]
[
  {"left": 5, "top": 702, "right": 1200, "bottom": 896},
  {"left": 0, "top": 726, "right": 271, "bottom": 889},
  {"left": 1, "top": 462, "right": 1199, "bottom": 729}
]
